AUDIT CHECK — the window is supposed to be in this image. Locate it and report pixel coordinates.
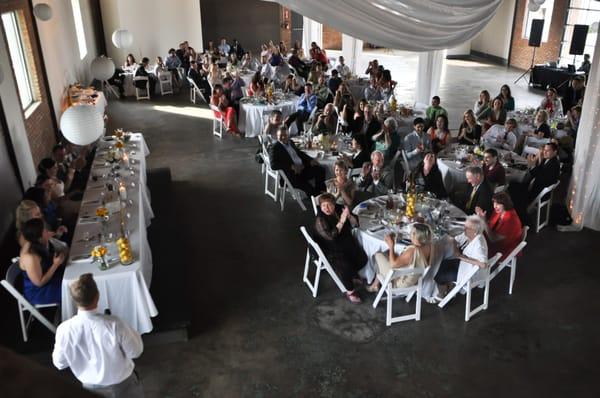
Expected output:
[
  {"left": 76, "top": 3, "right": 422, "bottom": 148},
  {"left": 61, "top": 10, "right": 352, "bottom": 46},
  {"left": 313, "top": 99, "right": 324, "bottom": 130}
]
[
  {"left": 1, "top": 12, "right": 36, "bottom": 110},
  {"left": 559, "top": 1, "right": 600, "bottom": 66},
  {"left": 522, "top": 0, "right": 555, "bottom": 43},
  {"left": 71, "top": 0, "right": 87, "bottom": 59}
]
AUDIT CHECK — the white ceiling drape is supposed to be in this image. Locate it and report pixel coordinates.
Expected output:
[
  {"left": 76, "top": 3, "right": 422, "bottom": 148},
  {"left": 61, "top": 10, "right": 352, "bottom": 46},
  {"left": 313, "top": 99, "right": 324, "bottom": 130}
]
[{"left": 275, "top": 0, "right": 503, "bottom": 52}]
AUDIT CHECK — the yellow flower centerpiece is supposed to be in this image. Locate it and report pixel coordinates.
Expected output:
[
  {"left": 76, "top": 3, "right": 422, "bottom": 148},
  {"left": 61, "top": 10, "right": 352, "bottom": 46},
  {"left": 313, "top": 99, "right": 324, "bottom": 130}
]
[
  {"left": 95, "top": 207, "right": 108, "bottom": 218},
  {"left": 91, "top": 245, "right": 109, "bottom": 270}
]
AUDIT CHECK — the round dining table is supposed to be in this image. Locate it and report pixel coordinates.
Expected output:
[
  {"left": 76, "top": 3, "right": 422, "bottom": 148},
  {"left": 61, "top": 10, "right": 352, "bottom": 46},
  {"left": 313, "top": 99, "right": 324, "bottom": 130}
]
[{"left": 238, "top": 95, "right": 298, "bottom": 137}]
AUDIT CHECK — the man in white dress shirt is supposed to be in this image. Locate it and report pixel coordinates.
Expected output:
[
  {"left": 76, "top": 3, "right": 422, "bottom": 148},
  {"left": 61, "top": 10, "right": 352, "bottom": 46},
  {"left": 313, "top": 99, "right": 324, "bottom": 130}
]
[
  {"left": 482, "top": 119, "right": 518, "bottom": 152},
  {"left": 52, "top": 274, "right": 144, "bottom": 397},
  {"left": 336, "top": 56, "right": 351, "bottom": 79}
]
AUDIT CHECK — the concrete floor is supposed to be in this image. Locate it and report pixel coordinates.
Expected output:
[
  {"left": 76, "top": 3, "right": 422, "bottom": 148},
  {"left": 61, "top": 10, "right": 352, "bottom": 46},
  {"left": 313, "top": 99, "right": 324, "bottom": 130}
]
[{"left": 9, "top": 58, "right": 600, "bottom": 397}]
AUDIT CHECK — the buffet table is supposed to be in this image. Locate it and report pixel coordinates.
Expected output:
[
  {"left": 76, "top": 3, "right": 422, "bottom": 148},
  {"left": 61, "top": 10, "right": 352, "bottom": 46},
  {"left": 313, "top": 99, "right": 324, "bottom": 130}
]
[{"left": 61, "top": 133, "right": 157, "bottom": 334}]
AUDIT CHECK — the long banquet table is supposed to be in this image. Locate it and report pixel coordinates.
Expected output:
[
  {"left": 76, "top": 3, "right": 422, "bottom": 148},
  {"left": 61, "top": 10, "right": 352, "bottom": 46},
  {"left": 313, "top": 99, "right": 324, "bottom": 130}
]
[{"left": 61, "top": 133, "right": 157, "bottom": 334}]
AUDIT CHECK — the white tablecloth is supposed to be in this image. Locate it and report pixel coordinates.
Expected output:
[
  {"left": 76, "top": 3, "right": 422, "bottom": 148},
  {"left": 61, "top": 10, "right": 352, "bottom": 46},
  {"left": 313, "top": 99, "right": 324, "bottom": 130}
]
[
  {"left": 238, "top": 97, "right": 298, "bottom": 137},
  {"left": 61, "top": 133, "right": 157, "bottom": 334},
  {"left": 303, "top": 149, "right": 339, "bottom": 179}
]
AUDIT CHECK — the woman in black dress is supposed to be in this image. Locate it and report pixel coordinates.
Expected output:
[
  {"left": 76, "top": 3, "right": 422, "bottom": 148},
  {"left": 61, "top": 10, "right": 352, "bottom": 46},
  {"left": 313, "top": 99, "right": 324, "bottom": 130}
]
[
  {"left": 314, "top": 194, "right": 367, "bottom": 303},
  {"left": 410, "top": 152, "right": 447, "bottom": 199},
  {"left": 458, "top": 110, "right": 482, "bottom": 145}
]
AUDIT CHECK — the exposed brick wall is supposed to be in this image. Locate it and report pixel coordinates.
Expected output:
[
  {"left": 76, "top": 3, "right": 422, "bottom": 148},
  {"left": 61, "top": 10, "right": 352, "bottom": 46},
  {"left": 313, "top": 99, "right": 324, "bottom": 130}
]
[
  {"left": 1, "top": 0, "right": 56, "bottom": 169},
  {"left": 280, "top": 7, "right": 291, "bottom": 50},
  {"left": 322, "top": 25, "right": 342, "bottom": 50},
  {"left": 509, "top": 0, "right": 568, "bottom": 70}
]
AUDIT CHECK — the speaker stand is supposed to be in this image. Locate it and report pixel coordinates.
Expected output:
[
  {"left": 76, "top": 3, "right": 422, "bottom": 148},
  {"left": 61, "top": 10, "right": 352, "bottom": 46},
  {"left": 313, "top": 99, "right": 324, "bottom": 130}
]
[{"left": 515, "top": 47, "right": 537, "bottom": 85}]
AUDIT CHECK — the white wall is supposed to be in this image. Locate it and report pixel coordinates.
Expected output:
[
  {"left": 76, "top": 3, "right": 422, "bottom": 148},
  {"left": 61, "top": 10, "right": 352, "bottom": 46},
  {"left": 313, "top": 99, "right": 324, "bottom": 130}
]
[
  {"left": 33, "top": 0, "right": 100, "bottom": 121},
  {"left": 471, "top": 0, "right": 516, "bottom": 60},
  {"left": 101, "top": 0, "right": 203, "bottom": 65}
]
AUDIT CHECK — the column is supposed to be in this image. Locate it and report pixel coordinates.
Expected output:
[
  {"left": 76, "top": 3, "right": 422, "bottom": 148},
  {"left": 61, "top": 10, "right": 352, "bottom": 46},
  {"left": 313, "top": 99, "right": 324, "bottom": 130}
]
[
  {"left": 342, "top": 34, "right": 363, "bottom": 76},
  {"left": 415, "top": 50, "right": 446, "bottom": 106}
]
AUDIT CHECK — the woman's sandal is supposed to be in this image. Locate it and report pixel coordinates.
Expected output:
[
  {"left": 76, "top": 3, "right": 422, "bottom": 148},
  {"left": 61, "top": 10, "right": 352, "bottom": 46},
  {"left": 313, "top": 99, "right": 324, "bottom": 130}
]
[
  {"left": 365, "top": 283, "right": 380, "bottom": 293},
  {"left": 346, "top": 291, "right": 362, "bottom": 304}
]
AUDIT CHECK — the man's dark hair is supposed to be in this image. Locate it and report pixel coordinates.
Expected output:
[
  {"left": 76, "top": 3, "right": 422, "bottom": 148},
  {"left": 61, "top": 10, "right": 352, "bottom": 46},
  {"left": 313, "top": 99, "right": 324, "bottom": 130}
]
[
  {"left": 413, "top": 117, "right": 425, "bottom": 126},
  {"left": 545, "top": 142, "right": 558, "bottom": 152},
  {"left": 484, "top": 148, "right": 498, "bottom": 158},
  {"left": 141, "top": 57, "right": 149, "bottom": 64},
  {"left": 432, "top": 95, "right": 440, "bottom": 101},
  {"left": 331, "top": 69, "right": 338, "bottom": 76}
]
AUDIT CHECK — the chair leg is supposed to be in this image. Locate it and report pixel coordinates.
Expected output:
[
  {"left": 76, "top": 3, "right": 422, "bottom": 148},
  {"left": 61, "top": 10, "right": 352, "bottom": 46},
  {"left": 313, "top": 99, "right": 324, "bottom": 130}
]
[
  {"left": 18, "top": 303, "right": 27, "bottom": 342},
  {"left": 386, "top": 287, "right": 392, "bottom": 326},
  {"left": 415, "top": 280, "right": 422, "bottom": 321},
  {"left": 465, "top": 282, "right": 472, "bottom": 322},
  {"left": 509, "top": 261, "right": 517, "bottom": 295}
]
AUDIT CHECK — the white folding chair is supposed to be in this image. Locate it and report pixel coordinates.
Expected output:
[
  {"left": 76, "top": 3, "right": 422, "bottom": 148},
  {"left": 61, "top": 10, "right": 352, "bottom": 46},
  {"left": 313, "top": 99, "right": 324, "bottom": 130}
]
[
  {"left": 347, "top": 167, "right": 361, "bottom": 180},
  {"left": 1, "top": 260, "right": 58, "bottom": 342},
  {"left": 278, "top": 170, "right": 307, "bottom": 211},
  {"left": 438, "top": 253, "right": 502, "bottom": 322},
  {"left": 158, "top": 71, "right": 173, "bottom": 95},
  {"left": 310, "top": 195, "right": 319, "bottom": 216},
  {"left": 527, "top": 181, "right": 560, "bottom": 233},
  {"left": 262, "top": 152, "right": 278, "bottom": 201},
  {"left": 333, "top": 105, "right": 346, "bottom": 135},
  {"left": 494, "top": 184, "right": 507, "bottom": 193},
  {"left": 187, "top": 77, "right": 207, "bottom": 104},
  {"left": 489, "top": 226, "right": 529, "bottom": 295},
  {"left": 372, "top": 266, "right": 426, "bottom": 326},
  {"left": 133, "top": 76, "right": 150, "bottom": 100},
  {"left": 209, "top": 104, "right": 225, "bottom": 139},
  {"left": 300, "top": 226, "right": 348, "bottom": 297}
]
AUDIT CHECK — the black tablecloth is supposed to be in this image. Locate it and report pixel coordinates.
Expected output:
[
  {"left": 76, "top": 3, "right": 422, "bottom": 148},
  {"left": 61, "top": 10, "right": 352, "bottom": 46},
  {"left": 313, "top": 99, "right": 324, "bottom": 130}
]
[{"left": 530, "top": 66, "right": 585, "bottom": 96}]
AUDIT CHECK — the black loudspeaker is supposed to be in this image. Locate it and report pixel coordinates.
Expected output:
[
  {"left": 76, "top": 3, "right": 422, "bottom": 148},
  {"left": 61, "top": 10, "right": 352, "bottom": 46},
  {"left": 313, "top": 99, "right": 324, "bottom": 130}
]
[
  {"left": 569, "top": 25, "right": 589, "bottom": 55},
  {"left": 528, "top": 19, "right": 544, "bottom": 47}
]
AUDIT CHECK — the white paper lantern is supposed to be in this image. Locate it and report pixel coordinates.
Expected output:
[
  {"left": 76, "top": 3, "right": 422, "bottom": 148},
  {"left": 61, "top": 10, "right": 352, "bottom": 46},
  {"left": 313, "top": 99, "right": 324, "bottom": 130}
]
[
  {"left": 91, "top": 56, "right": 115, "bottom": 81},
  {"left": 33, "top": 3, "right": 52, "bottom": 21},
  {"left": 60, "top": 105, "right": 104, "bottom": 145},
  {"left": 532, "top": 0, "right": 546, "bottom": 5},
  {"left": 528, "top": 2, "right": 541, "bottom": 12},
  {"left": 112, "top": 29, "right": 133, "bottom": 49}
]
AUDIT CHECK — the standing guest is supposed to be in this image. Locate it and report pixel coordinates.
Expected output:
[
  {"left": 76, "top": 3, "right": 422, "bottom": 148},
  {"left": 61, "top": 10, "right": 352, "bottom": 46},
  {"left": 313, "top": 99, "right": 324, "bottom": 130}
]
[
  {"left": 577, "top": 53, "right": 591, "bottom": 74},
  {"left": 410, "top": 152, "right": 447, "bottom": 199},
  {"left": 539, "top": 88, "right": 563, "bottom": 118},
  {"left": 288, "top": 49, "right": 309, "bottom": 79},
  {"left": 562, "top": 76, "right": 585, "bottom": 112},
  {"left": 458, "top": 110, "right": 482, "bottom": 145},
  {"left": 229, "top": 39, "right": 244, "bottom": 59},
  {"left": 356, "top": 150, "right": 393, "bottom": 196},
  {"left": 351, "top": 104, "right": 381, "bottom": 151},
  {"left": 211, "top": 84, "right": 240, "bottom": 136},
  {"left": 285, "top": 83, "right": 317, "bottom": 134},
  {"left": 134, "top": 58, "right": 156, "bottom": 97},
  {"left": 315, "top": 194, "right": 367, "bottom": 303},
  {"left": 425, "top": 96, "right": 448, "bottom": 128},
  {"left": 475, "top": 192, "right": 522, "bottom": 260},
  {"left": 498, "top": 85, "right": 515, "bottom": 112},
  {"left": 482, "top": 119, "right": 518, "bottom": 152},
  {"left": 18, "top": 218, "right": 65, "bottom": 305},
  {"left": 427, "top": 114, "right": 450, "bottom": 153},
  {"left": 474, "top": 90, "right": 491, "bottom": 120},
  {"left": 463, "top": 166, "right": 493, "bottom": 216},
  {"left": 269, "top": 127, "right": 325, "bottom": 196},
  {"left": 218, "top": 38, "right": 230, "bottom": 56},
  {"left": 482, "top": 148, "right": 506, "bottom": 188},
  {"left": 363, "top": 77, "right": 383, "bottom": 102},
  {"left": 336, "top": 56, "right": 351, "bottom": 79},
  {"left": 53, "top": 274, "right": 144, "bottom": 397},
  {"left": 367, "top": 223, "right": 433, "bottom": 293},
  {"left": 263, "top": 110, "right": 283, "bottom": 140},
  {"left": 328, "top": 69, "right": 343, "bottom": 94},
  {"left": 314, "top": 103, "right": 338, "bottom": 135},
  {"left": 372, "top": 117, "right": 400, "bottom": 164},
  {"left": 325, "top": 160, "right": 356, "bottom": 207},
  {"left": 404, "top": 117, "right": 432, "bottom": 171}
]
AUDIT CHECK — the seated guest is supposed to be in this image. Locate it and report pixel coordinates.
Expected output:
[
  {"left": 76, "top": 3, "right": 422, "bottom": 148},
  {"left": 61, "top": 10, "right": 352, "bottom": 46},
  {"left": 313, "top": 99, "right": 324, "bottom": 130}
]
[
  {"left": 356, "top": 150, "right": 393, "bottom": 196},
  {"left": 24, "top": 186, "right": 60, "bottom": 232},
  {"left": 404, "top": 117, "right": 432, "bottom": 171},
  {"left": 307, "top": 63, "right": 323, "bottom": 86},
  {"left": 482, "top": 148, "right": 506, "bottom": 188},
  {"left": 18, "top": 218, "right": 65, "bottom": 305},
  {"left": 566, "top": 105, "right": 581, "bottom": 138},
  {"left": 328, "top": 69, "right": 342, "bottom": 94},
  {"left": 434, "top": 216, "right": 488, "bottom": 298},
  {"left": 475, "top": 192, "right": 522, "bottom": 260},
  {"left": 482, "top": 119, "right": 518, "bottom": 152},
  {"left": 463, "top": 166, "right": 493, "bottom": 216},
  {"left": 313, "top": 103, "right": 338, "bottom": 135},
  {"left": 211, "top": 84, "right": 240, "bottom": 136},
  {"left": 409, "top": 152, "right": 447, "bottom": 199},
  {"left": 134, "top": 57, "right": 157, "bottom": 97},
  {"left": 260, "top": 43, "right": 271, "bottom": 64},
  {"left": 165, "top": 48, "right": 182, "bottom": 73},
  {"left": 277, "top": 40, "right": 287, "bottom": 55},
  {"left": 230, "top": 38, "right": 244, "bottom": 59},
  {"left": 15, "top": 199, "right": 68, "bottom": 246},
  {"left": 53, "top": 273, "right": 144, "bottom": 397},
  {"left": 269, "top": 127, "right": 325, "bottom": 196},
  {"left": 363, "top": 77, "right": 383, "bottom": 102},
  {"left": 341, "top": 135, "right": 370, "bottom": 169},
  {"left": 241, "top": 52, "right": 260, "bottom": 71},
  {"left": 527, "top": 142, "right": 560, "bottom": 202},
  {"left": 351, "top": 104, "right": 381, "bottom": 151},
  {"left": 285, "top": 83, "right": 317, "bottom": 134},
  {"left": 458, "top": 109, "right": 482, "bottom": 145},
  {"left": 427, "top": 114, "right": 450, "bottom": 153},
  {"left": 333, "top": 84, "right": 355, "bottom": 128},
  {"left": 268, "top": 48, "right": 284, "bottom": 67},
  {"left": 473, "top": 90, "right": 491, "bottom": 120},
  {"left": 425, "top": 96, "right": 448, "bottom": 128},
  {"left": 562, "top": 76, "right": 585, "bottom": 112},
  {"left": 218, "top": 38, "right": 230, "bottom": 55},
  {"left": 367, "top": 223, "right": 433, "bottom": 293},
  {"left": 263, "top": 110, "right": 283, "bottom": 140},
  {"left": 325, "top": 160, "right": 356, "bottom": 207},
  {"left": 154, "top": 56, "right": 167, "bottom": 76},
  {"left": 309, "top": 42, "right": 328, "bottom": 68},
  {"left": 207, "top": 57, "right": 221, "bottom": 86},
  {"left": 36, "top": 158, "right": 73, "bottom": 200},
  {"left": 315, "top": 194, "right": 367, "bottom": 303},
  {"left": 288, "top": 49, "right": 309, "bottom": 79},
  {"left": 372, "top": 117, "right": 400, "bottom": 164},
  {"left": 248, "top": 72, "right": 265, "bottom": 97},
  {"left": 498, "top": 84, "right": 515, "bottom": 112},
  {"left": 51, "top": 144, "right": 75, "bottom": 186},
  {"left": 539, "top": 88, "right": 563, "bottom": 118},
  {"left": 336, "top": 56, "right": 351, "bottom": 79},
  {"left": 123, "top": 54, "right": 137, "bottom": 71},
  {"left": 478, "top": 97, "right": 507, "bottom": 130},
  {"left": 578, "top": 53, "right": 591, "bottom": 74},
  {"left": 225, "top": 71, "right": 245, "bottom": 104},
  {"left": 314, "top": 75, "right": 333, "bottom": 109},
  {"left": 188, "top": 61, "right": 211, "bottom": 101},
  {"left": 283, "top": 74, "right": 304, "bottom": 96}
]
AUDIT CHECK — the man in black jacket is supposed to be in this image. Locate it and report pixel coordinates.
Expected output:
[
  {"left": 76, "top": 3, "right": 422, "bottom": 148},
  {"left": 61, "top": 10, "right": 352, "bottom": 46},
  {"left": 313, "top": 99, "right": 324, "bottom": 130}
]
[
  {"left": 528, "top": 142, "right": 561, "bottom": 202},
  {"left": 134, "top": 57, "right": 156, "bottom": 97},
  {"left": 351, "top": 104, "right": 381, "bottom": 152},
  {"left": 463, "top": 166, "right": 493, "bottom": 216},
  {"left": 269, "top": 127, "right": 325, "bottom": 196}
]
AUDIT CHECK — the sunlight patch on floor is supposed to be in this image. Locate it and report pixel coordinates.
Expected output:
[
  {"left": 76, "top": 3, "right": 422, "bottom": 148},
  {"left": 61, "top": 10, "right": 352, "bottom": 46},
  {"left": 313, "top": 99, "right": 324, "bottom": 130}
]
[{"left": 152, "top": 105, "right": 213, "bottom": 120}]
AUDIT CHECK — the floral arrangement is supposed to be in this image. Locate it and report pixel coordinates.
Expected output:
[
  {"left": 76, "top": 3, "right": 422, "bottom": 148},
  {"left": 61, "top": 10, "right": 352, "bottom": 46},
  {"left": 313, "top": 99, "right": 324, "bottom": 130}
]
[
  {"left": 95, "top": 207, "right": 108, "bottom": 218},
  {"left": 91, "top": 245, "right": 109, "bottom": 270}
]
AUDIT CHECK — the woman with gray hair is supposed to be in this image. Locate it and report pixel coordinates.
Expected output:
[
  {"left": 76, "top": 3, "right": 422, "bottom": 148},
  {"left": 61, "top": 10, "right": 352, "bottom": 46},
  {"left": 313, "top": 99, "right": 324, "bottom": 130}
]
[
  {"left": 433, "top": 215, "right": 488, "bottom": 299},
  {"left": 372, "top": 117, "right": 400, "bottom": 163},
  {"left": 366, "top": 223, "right": 433, "bottom": 292}
]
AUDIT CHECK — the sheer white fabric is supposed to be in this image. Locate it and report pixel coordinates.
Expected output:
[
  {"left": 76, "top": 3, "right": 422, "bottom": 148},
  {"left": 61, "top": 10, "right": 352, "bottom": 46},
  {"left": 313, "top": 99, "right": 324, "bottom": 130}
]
[
  {"left": 568, "top": 33, "right": 600, "bottom": 231},
  {"left": 278, "top": 0, "right": 502, "bottom": 51},
  {"left": 416, "top": 50, "right": 446, "bottom": 104},
  {"left": 302, "top": 16, "right": 322, "bottom": 53}
]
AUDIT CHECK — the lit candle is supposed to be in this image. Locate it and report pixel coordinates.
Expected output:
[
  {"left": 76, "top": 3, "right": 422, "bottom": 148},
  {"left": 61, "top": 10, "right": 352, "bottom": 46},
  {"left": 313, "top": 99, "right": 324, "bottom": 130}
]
[
  {"left": 119, "top": 184, "right": 127, "bottom": 201},
  {"left": 122, "top": 152, "right": 129, "bottom": 167}
]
